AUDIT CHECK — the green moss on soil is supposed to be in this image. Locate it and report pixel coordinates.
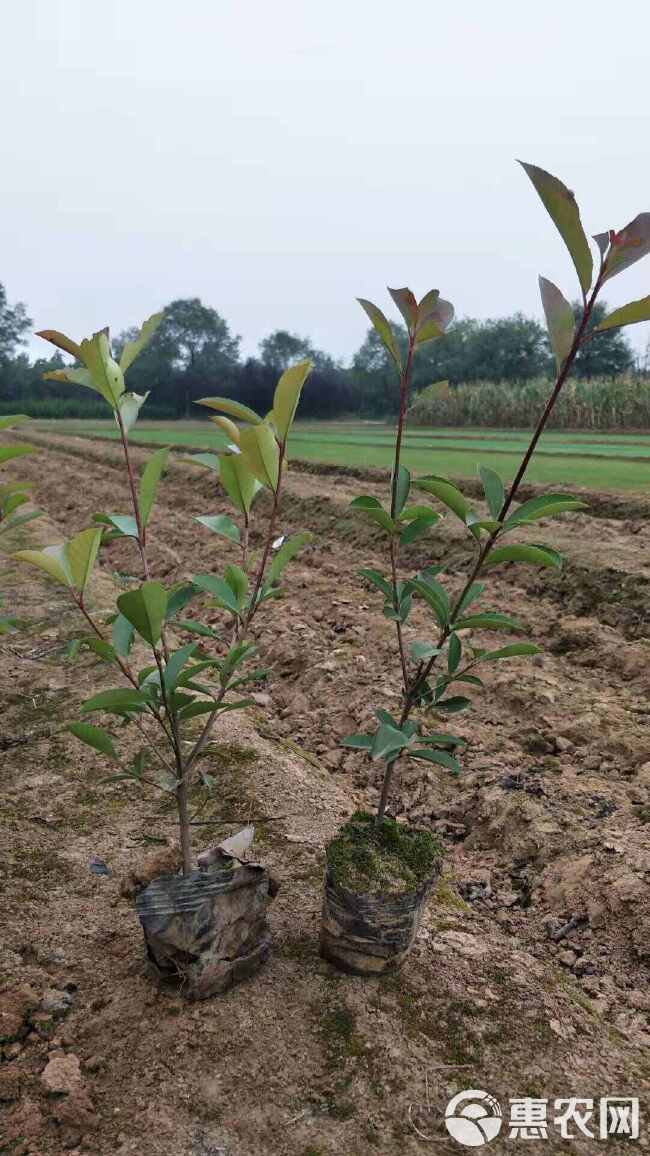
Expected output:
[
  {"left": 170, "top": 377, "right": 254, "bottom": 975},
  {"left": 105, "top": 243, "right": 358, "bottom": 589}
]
[{"left": 326, "top": 811, "right": 442, "bottom": 894}]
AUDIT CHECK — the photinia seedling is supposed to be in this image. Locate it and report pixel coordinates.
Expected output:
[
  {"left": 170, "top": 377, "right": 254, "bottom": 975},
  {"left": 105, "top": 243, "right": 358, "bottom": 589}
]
[
  {"left": 345, "top": 162, "right": 650, "bottom": 820},
  {"left": 13, "top": 317, "right": 312, "bottom": 873}
]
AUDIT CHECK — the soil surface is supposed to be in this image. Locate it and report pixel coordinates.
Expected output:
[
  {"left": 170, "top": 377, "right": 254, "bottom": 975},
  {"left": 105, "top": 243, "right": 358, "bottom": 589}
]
[{"left": 2, "top": 431, "right": 650, "bottom": 1155}]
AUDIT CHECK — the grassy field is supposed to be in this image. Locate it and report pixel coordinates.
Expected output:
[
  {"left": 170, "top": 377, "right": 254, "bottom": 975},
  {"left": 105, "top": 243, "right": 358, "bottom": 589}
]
[{"left": 41, "top": 419, "right": 650, "bottom": 491}]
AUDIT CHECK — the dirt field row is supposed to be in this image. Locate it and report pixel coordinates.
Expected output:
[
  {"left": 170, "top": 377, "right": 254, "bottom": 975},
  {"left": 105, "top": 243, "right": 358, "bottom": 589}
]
[{"left": 2, "top": 432, "right": 650, "bottom": 1155}]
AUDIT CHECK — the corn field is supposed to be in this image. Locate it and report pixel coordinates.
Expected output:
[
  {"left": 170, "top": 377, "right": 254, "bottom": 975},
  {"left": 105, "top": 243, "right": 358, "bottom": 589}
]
[{"left": 408, "top": 376, "right": 650, "bottom": 430}]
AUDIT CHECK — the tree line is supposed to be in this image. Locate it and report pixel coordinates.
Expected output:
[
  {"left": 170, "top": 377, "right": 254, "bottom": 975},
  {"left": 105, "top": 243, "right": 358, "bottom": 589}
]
[{"left": 0, "top": 283, "right": 636, "bottom": 420}]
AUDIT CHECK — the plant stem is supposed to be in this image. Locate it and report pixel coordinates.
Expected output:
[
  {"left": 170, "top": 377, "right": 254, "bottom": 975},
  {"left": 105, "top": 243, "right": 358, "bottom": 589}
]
[
  {"left": 377, "top": 274, "right": 604, "bottom": 822},
  {"left": 242, "top": 443, "right": 286, "bottom": 635},
  {"left": 115, "top": 409, "right": 150, "bottom": 579},
  {"left": 186, "top": 439, "right": 288, "bottom": 775},
  {"left": 376, "top": 339, "right": 415, "bottom": 821},
  {"left": 113, "top": 410, "right": 194, "bottom": 864},
  {"left": 75, "top": 596, "right": 175, "bottom": 752},
  {"left": 401, "top": 273, "right": 604, "bottom": 724},
  {"left": 389, "top": 340, "right": 415, "bottom": 692}
]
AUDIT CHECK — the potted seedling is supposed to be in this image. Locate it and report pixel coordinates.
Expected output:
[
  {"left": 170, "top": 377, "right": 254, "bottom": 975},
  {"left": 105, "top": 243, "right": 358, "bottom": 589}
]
[
  {"left": 321, "top": 162, "right": 650, "bottom": 976},
  {"left": 13, "top": 317, "right": 312, "bottom": 997},
  {"left": 0, "top": 415, "right": 41, "bottom": 633}
]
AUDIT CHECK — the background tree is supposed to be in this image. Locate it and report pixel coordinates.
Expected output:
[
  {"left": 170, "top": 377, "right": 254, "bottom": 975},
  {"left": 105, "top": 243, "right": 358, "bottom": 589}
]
[
  {"left": 571, "top": 300, "right": 633, "bottom": 378},
  {"left": 259, "top": 330, "right": 315, "bottom": 373},
  {"left": 0, "top": 283, "right": 30, "bottom": 363},
  {"left": 116, "top": 298, "right": 241, "bottom": 417}
]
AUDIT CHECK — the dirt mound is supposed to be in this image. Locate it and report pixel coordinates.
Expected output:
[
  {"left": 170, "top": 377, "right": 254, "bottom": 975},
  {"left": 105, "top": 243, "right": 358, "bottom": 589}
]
[{"left": 2, "top": 434, "right": 650, "bottom": 1154}]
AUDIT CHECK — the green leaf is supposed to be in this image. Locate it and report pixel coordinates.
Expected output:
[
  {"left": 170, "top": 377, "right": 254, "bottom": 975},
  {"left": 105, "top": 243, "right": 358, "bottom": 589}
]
[
  {"left": 12, "top": 543, "right": 72, "bottom": 588},
  {"left": 454, "top": 612, "right": 522, "bottom": 631},
  {"left": 180, "top": 697, "right": 253, "bottom": 720},
  {"left": 479, "top": 466, "right": 505, "bottom": 520},
  {"left": 465, "top": 513, "right": 501, "bottom": 539},
  {"left": 539, "top": 276, "right": 575, "bottom": 369},
  {"left": 341, "top": 733, "right": 373, "bottom": 751},
  {"left": 349, "top": 495, "right": 395, "bottom": 533},
  {"left": 176, "top": 699, "right": 216, "bottom": 721},
  {"left": 400, "top": 514, "right": 439, "bottom": 546},
  {"left": 119, "top": 311, "right": 163, "bottom": 373},
  {"left": 504, "top": 494, "right": 587, "bottom": 529},
  {"left": 370, "top": 722, "right": 410, "bottom": 761},
  {"left": 183, "top": 452, "right": 221, "bottom": 473},
  {"left": 447, "top": 633, "right": 461, "bottom": 674},
  {"left": 418, "top": 731, "right": 467, "bottom": 748},
  {"left": 435, "top": 696, "right": 472, "bottom": 714},
  {"left": 410, "top": 640, "right": 441, "bottom": 661},
  {"left": 480, "top": 643, "right": 541, "bottom": 661},
  {"left": 118, "top": 391, "right": 149, "bottom": 433},
  {"left": 416, "top": 289, "right": 454, "bottom": 331},
  {"left": 409, "top": 748, "right": 460, "bottom": 773},
  {"left": 116, "top": 581, "right": 168, "bottom": 645},
  {"left": 359, "top": 568, "right": 393, "bottom": 598},
  {"left": 196, "top": 397, "right": 262, "bottom": 424},
  {"left": 350, "top": 494, "right": 381, "bottom": 509},
  {"left": 176, "top": 619, "right": 220, "bottom": 639},
  {"left": 1, "top": 509, "right": 41, "bottom": 535},
  {"left": 139, "top": 447, "right": 169, "bottom": 527},
  {"left": 415, "top": 475, "right": 468, "bottom": 523},
  {"left": 209, "top": 414, "right": 240, "bottom": 443},
  {"left": 410, "top": 578, "right": 449, "bottom": 628},
  {"left": 82, "top": 637, "right": 115, "bottom": 662},
  {"left": 268, "top": 532, "right": 312, "bottom": 585},
  {"left": 111, "top": 613, "right": 135, "bottom": 657},
  {"left": 79, "top": 329, "right": 125, "bottom": 408},
  {"left": 392, "top": 465, "right": 411, "bottom": 516},
  {"left": 357, "top": 298, "right": 402, "bottom": 370},
  {"left": 0, "top": 445, "right": 34, "bottom": 466},
  {"left": 196, "top": 514, "right": 240, "bottom": 543},
  {"left": 2, "top": 492, "right": 28, "bottom": 516},
  {"left": 388, "top": 287, "right": 418, "bottom": 331},
  {"left": 455, "top": 582, "right": 485, "bottom": 616},
  {"left": 595, "top": 295, "right": 650, "bottom": 331},
  {"left": 603, "top": 214, "right": 650, "bottom": 282},
  {"left": 68, "top": 721, "right": 118, "bottom": 760},
  {"left": 104, "top": 514, "right": 139, "bottom": 538},
  {"left": 224, "top": 563, "right": 248, "bottom": 608},
  {"left": 593, "top": 231, "right": 610, "bottom": 259},
  {"left": 519, "top": 161, "right": 593, "bottom": 295},
  {"left": 43, "top": 366, "right": 98, "bottom": 395},
  {"left": 219, "top": 452, "right": 261, "bottom": 514},
  {"left": 399, "top": 504, "right": 437, "bottom": 522},
  {"left": 80, "top": 688, "right": 151, "bottom": 714},
  {"left": 239, "top": 423, "right": 280, "bottom": 490},
  {"left": 192, "top": 573, "right": 241, "bottom": 615},
  {"left": 165, "top": 583, "right": 199, "bottom": 619},
  {"left": 414, "top": 292, "right": 454, "bottom": 345},
  {"left": 272, "top": 359, "right": 312, "bottom": 440},
  {"left": 485, "top": 544, "right": 563, "bottom": 570},
  {"left": 163, "top": 643, "right": 198, "bottom": 690}
]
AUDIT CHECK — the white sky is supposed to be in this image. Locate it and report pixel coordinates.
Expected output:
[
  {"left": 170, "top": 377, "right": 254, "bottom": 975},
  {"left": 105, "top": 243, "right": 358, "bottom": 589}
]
[{"left": 2, "top": 0, "right": 650, "bottom": 363}]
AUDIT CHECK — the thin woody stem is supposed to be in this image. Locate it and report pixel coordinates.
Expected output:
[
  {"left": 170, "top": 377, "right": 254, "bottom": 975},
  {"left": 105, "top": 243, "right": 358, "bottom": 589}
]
[
  {"left": 376, "top": 338, "right": 414, "bottom": 820},
  {"left": 400, "top": 272, "right": 605, "bottom": 727},
  {"left": 186, "top": 438, "right": 288, "bottom": 774},
  {"left": 114, "top": 409, "right": 190, "bottom": 868},
  {"left": 75, "top": 596, "right": 175, "bottom": 750}
]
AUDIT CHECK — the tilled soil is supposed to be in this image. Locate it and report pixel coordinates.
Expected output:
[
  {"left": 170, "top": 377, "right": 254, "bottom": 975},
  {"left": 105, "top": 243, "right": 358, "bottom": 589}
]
[{"left": 2, "top": 431, "right": 650, "bottom": 1156}]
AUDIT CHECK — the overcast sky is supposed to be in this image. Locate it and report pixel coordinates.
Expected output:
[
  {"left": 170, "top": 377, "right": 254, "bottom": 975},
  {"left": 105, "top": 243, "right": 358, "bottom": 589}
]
[{"left": 3, "top": 0, "right": 650, "bottom": 364}]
